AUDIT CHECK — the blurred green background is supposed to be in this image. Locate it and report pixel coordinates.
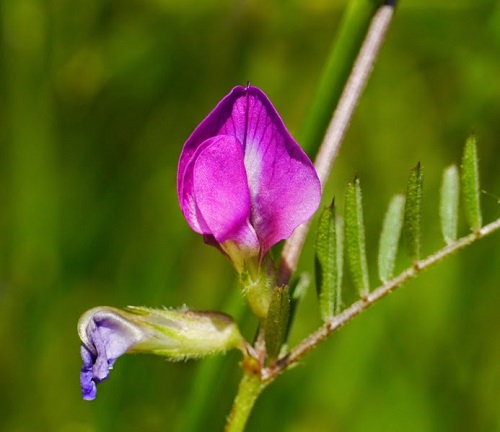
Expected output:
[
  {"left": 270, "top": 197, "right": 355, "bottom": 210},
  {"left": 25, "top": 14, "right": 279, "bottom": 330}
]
[{"left": 1, "top": 0, "right": 499, "bottom": 431}]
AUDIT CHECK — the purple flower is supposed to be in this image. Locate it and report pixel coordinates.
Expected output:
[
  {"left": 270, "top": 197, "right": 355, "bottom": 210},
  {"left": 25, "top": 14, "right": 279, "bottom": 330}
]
[
  {"left": 78, "top": 307, "right": 147, "bottom": 400},
  {"left": 78, "top": 306, "right": 244, "bottom": 400},
  {"left": 177, "top": 85, "right": 321, "bottom": 272}
]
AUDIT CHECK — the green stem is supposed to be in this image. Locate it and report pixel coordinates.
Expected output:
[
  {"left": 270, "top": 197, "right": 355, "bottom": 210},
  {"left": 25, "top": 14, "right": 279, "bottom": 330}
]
[
  {"left": 299, "top": 0, "right": 385, "bottom": 155},
  {"left": 225, "top": 359, "right": 268, "bottom": 432}
]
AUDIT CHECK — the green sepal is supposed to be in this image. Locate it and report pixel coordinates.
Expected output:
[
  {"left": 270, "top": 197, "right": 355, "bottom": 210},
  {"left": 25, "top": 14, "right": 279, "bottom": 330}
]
[
  {"left": 461, "top": 134, "right": 482, "bottom": 231},
  {"left": 128, "top": 306, "right": 246, "bottom": 358},
  {"left": 378, "top": 194, "right": 405, "bottom": 283},
  {"left": 265, "top": 285, "right": 291, "bottom": 361},
  {"left": 440, "top": 165, "right": 460, "bottom": 244},
  {"left": 344, "top": 177, "right": 369, "bottom": 296},
  {"left": 241, "top": 261, "right": 274, "bottom": 320},
  {"left": 403, "top": 162, "right": 423, "bottom": 261}
]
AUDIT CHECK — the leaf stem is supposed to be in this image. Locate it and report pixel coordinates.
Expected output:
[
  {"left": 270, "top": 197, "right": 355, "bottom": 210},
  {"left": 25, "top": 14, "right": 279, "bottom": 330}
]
[
  {"left": 267, "top": 217, "right": 500, "bottom": 378},
  {"left": 278, "top": 1, "right": 396, "bottom": 286}
]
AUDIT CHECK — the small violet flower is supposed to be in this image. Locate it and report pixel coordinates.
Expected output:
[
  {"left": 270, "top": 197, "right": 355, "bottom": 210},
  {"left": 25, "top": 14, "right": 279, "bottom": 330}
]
[
  {"left": 78, "top": 306, "right": 244, "bottom": 400},
  {"left": 177, "top": 85, "right": 321, "bottom": 274}
]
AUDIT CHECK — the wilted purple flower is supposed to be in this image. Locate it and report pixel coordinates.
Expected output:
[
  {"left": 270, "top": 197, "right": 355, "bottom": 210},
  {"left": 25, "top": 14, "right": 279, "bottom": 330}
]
[
  {"left": 177, "top": 85, "right": 321, "bottom": 272},
  {"left": 78, "top": 307, "right": 148, "bottom": 400},
  {"left": 78, "top": 306, "right": 244, "bottom": 400}
]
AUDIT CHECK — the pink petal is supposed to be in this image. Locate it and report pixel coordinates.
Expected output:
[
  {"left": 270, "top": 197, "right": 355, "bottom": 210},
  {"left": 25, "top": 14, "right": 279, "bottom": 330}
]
[
  {"left": 192, "top": 135, "right": 259, "bottom": 250},
  {"left": 242, "top": 88, "right": 321, "bottom": 253},
  {"left": 178, "top": 137, "right": 216, "bottom": 234},
  {"left": 177, "top": 87, "right": 248, "bottom": 202},
  {"left": 177, "top": 85, "right": 321, "bottom": 255}
]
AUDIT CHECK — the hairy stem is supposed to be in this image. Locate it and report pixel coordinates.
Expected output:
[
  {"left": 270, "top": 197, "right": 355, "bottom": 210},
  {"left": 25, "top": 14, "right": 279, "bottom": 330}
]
[
  {"left": 266, "top": 218, "right": 500, "bottom": 379},
  {"left": 225, "top": 359, "right": 267, "bottom": 432},
  {"left": 278, "top": 1, "right": 396, "bottom": 286}
]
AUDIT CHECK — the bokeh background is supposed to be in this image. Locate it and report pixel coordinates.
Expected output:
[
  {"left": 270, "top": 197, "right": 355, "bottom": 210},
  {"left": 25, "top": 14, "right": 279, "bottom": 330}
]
[{"left": 1, "top": 0, "right": 499, "bottom": 431}]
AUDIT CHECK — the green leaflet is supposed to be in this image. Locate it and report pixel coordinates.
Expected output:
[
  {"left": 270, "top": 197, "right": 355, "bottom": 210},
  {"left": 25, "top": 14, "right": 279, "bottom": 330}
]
[
  {"left": 344, "top": 178, "right": 369, "bottom": 296},
  {"left": 378, "top": 194, "right": 405, "bottom": 283},
  {"left": 315, "top": 200, "right": 343, "bottom": 321},
  {"left": 461, "top": 134, "right": 482, "bottom": 231},
  {"left": 335, "top": 215, "right": 344, "bottom": 315},
  {"left": 440, "top": 165, "right": 460, "bottom": 244},
  {"left": 265, "top": 285, "right": 290, "bottom": 361},
  {"left": 403, "top": 163, "right": 423, "bottom": 262}
]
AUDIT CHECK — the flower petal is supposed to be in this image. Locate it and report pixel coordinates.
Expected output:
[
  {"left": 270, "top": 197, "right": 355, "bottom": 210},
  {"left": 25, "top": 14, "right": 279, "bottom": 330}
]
[
  {"left": 177, "top": 85, "right": 321, "bottom": 256},
  {"left": 242, "top": 87, "right": 321, "bottom": 253},
  {"left": 177, "top": 86, "right": 248, "bottom": 199},
  {"left": 178, "top": 137, "right": 216, "bottom": 234},
  {"left": 193, "top": 135, "right": 259, "bottom": 250},
  {"left": 80, "top": 345, "right": 98, "bottom": 400},
  {"left": 78, "top": 308, "right": 148, "bottom": 400}
]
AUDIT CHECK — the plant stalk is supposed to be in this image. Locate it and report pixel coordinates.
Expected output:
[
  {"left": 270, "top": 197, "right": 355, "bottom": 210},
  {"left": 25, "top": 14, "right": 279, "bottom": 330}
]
[
  {"left": 278, "top": 0, "right": 396, "bottom": 286},
  {"left": 225, "top": 359, "right": 268, "bottom": 432}
]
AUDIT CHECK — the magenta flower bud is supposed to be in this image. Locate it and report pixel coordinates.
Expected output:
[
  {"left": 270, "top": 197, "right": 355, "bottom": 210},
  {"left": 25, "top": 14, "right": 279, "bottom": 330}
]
[{"left": 177, "top": 85, "right": 321, "bottom": 273}]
